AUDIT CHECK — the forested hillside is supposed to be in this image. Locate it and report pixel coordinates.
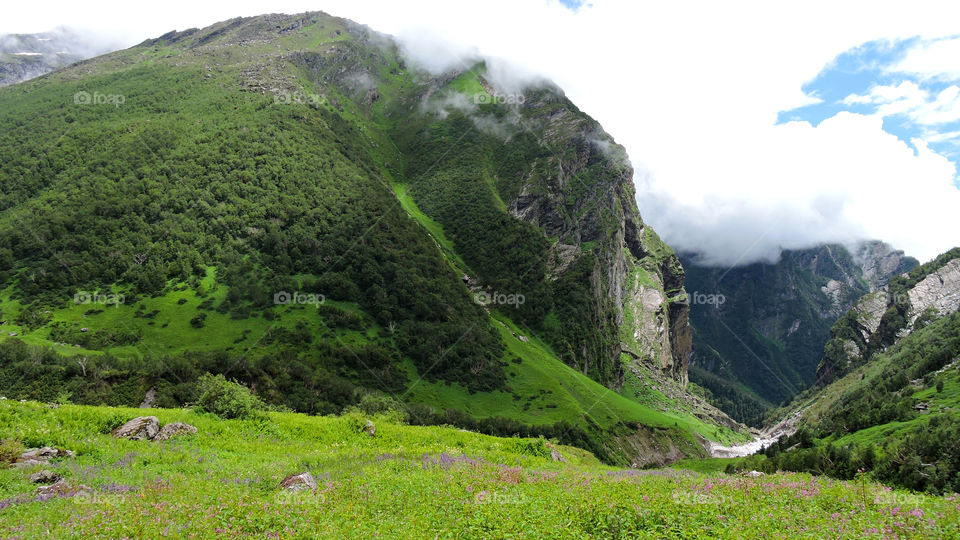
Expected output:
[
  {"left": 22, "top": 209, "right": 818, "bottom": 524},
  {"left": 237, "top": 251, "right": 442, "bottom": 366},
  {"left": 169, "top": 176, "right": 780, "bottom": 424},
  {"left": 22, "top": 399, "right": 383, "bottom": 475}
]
[{"left": 0, "top": 12, "right": 746, "bottom": 465}]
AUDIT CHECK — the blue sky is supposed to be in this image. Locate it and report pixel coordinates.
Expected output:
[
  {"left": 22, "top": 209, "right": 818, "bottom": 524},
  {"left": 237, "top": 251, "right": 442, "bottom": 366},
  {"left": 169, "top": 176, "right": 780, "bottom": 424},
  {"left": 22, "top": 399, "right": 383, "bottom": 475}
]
[{"left": 779, "top": 36, "right": 960, "bottom": 178}]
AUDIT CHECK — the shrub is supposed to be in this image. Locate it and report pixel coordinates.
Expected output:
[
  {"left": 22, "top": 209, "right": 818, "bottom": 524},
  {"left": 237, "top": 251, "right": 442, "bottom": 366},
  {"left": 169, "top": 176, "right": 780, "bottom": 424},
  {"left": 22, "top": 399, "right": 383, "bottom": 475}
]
[
  {"left": 348, "top": 392, "right": 408, "bottom": 422},
  {"left": 194, "top": 373, "right": 266, "bottom": 419},
  {"left": 506, "top": 437, "right": 550, "bottom": 459},
  {"left": 0, "top": 438, "right": 24, "bottom": 466}
]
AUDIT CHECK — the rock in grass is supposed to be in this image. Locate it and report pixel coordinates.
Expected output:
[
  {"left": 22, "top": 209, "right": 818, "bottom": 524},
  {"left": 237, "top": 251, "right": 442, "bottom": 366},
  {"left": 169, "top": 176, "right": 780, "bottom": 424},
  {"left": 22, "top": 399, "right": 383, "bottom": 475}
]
[
  {"left": 112, "top": 416, "right": 160, "bottom": 440},
  {"left": 19, "top": 446, "right": 74, "bottom": 461},
  {"left": 14, "top": 446, "right": 75, "bottom": 467},
  {"left": 154, "top": 422, "right": 198, "bottom": 441},
  {"left": 28, "top": 470, "right": 60, "bottom": 484},
  {"left": 280, "top": 472, "right": 317, "bottom": 492},
  {"left": 35, "top": 479, "right": 89, "bottom": 497},
  {"left": 550, "top": 448, "right": 567, "bottom": 463},
  {"left": 363, "top": 420, "right": 376, "bottom": 437}
]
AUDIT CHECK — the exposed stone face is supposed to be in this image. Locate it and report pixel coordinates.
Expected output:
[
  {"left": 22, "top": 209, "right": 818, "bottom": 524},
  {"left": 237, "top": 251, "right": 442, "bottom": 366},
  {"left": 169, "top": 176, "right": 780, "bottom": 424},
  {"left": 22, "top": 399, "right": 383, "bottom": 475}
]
[
  {"left": 854, "top": 240, "right": 918, "bottom": 291},
  {"left": 502, "top": 103, "right": 690, "bottom": 387},
  {"left": 112, "top": 416, "right": 160, "bottom": 440},
  {"left": 817, "top": 256, "right": 960, "bottom": 383},
  {"left": 280, "top": 472, "right": 317, "bottom": 492},
  {"left": 28, "top": 470, "right": 61, "bottom": 484},
  {"left": 855, "top": 291, "right": 891, "bottom": 337},
  {"left": 906, "top": 258, "right": 960, "bottom": 326},
  {"left": 154, "top": 422, "right": 198, "bottom": 441}
]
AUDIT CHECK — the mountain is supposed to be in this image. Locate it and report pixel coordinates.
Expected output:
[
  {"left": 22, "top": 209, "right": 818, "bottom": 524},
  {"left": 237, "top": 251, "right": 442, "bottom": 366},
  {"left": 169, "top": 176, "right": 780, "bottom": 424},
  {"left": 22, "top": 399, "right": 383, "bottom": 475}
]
[
  {"left": 0, "top": 28, "right": 109, "bottom": 87},
  {"left": 681, "top": 242, "right": 916, "bottom": 426},
  {"left": 748, "top": 247, "right": 960, "bottom": 493},
  {"left": 0, "top": 12, "right": 746, "bottom": 466},
  {"left": 817, "top": 246, "right": 960, "bottom": 383}
]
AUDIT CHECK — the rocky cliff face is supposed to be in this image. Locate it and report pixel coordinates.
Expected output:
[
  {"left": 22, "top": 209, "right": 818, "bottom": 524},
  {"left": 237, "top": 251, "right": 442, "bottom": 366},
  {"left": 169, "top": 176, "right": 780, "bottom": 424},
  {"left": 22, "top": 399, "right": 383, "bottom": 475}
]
[
  {"left": 906, "top": 258, "right": 960, "bottom": 327},
  {"left": 817, "top": 248, "right": 960, "bottom": 383},
  {"left": 502, "top": 121, "right": 691, "bottom": 387},
  {"left": 854, "top": 240, "right": 918, "bottom": 292}
]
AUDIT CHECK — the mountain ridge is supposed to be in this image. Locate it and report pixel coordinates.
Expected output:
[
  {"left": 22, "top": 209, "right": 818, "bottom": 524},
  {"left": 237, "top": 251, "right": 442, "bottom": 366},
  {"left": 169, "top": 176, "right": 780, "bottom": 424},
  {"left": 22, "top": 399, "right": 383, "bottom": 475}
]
[{"left": 0, "top": 11, "right": 745, "bottom": 466}]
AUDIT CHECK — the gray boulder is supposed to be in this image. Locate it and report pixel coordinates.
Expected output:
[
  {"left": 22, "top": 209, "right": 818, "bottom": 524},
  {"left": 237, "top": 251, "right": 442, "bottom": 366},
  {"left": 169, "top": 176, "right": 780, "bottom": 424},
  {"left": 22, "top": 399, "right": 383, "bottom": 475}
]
[
  {"left": 28, "top": 470, "right": 61, "bottom": 484},
  {"left": 112, "top": 416, "right": 160, "bottom": 440},
  {"left": 280, "top": 472, "right": 317, "bottom": 492},
  {"left": 14, "top": 446, "right": 74, "bottom": 468},
  {"left": 154, "top": 422, "right": 198, "bottom": 441}
]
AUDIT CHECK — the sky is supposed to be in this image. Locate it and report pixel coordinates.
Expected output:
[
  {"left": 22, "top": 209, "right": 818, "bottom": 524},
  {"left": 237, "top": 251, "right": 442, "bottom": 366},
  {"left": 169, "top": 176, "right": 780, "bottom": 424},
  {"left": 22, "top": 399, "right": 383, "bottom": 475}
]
[{"left": 4, "top": 1, "right": 960, "bottom": 266}]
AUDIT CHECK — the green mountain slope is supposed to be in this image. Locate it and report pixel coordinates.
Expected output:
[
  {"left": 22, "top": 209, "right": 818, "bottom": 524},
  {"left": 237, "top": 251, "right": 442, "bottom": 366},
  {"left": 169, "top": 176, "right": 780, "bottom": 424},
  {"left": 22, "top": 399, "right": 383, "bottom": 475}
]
[{"left": 0, "top": 12, "right": 746, "bottom": 465}]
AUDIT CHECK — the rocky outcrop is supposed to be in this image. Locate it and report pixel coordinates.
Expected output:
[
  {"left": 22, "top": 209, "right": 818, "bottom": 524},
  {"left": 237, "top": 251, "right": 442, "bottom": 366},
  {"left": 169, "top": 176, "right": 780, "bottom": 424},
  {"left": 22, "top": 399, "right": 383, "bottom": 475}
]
[
  {"left": 112, "top": 417, "right": 197, "bottom": 442},
  {"left": 35, "top": 479, "right": 90, "bottom": 497},
  {"left": 854, "top": 240, "right": 918, "bottom": 291},
  {"left": 14, "top": 446, "right": 74, "bottom": 468},
  {"left": 906, "top": 258, "right": 960, "bottom": 327},
  {"left": 817, "top": 251, "right": 960, "bottom": 383},
  {"left": 154, "top": 422, "right": 198, "bottom": 441},
  {"left": 28, "top": 470, "right": 60, "bottom": 484},
  {"left": 280, "top": 472, "right": 317, "bottom": 492},
  {"left": 112, "top": 416, "right": 160, "bottom": 440}
]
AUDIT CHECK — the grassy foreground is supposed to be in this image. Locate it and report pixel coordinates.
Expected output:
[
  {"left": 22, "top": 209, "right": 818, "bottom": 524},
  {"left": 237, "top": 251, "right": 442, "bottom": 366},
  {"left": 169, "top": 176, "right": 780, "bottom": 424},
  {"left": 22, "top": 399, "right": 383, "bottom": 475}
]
[{"left": 1, "top": 400, "right": 957, "bottom": 538}]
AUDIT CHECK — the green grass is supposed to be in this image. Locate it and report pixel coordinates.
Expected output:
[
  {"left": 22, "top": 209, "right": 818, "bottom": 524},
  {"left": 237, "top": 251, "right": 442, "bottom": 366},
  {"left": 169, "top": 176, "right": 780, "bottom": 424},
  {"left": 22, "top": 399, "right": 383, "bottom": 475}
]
[
  {"left": 831, "top": 368, "right": 960, "bottom": 447},
  {"left": 0, "top": 399, "right": 956, "bottom": 538},
  {"left": 391, "top": 182, "right": 469, "bottom": 273},
  {"left": 407, "top": 313, "right": 750, "bottom": 447}
]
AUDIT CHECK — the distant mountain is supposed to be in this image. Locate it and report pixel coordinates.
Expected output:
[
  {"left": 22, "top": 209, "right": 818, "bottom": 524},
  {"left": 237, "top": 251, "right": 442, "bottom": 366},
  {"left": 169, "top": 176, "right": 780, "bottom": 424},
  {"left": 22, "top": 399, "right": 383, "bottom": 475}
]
[
  {"left": 756, "top": 247, "right": 960, "bottom": 494},
  {"left": 817, "top": 246, "right": 960, "bottom": 383},
  {"left": 0, "top": 28, "right": 112, "bottom": 87},
  {"left": 0, "top": 12, "right": 746, "bottom": 466},
  {"left": 681, "top": 242, "right": 917, "bottom": 425}
]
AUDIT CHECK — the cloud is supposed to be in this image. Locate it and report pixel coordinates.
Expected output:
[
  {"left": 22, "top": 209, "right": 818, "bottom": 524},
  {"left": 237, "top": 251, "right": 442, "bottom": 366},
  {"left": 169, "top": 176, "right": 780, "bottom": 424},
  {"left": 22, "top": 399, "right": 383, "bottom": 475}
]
[
  {"left": 6, "top": 0, "right": 960, "bottom": 265},
  {"left": 893, "top": 35, "right": 960, "bottom": 80},
  {"left": 845, "top": 80, "right": 960, "bottom": 126}
]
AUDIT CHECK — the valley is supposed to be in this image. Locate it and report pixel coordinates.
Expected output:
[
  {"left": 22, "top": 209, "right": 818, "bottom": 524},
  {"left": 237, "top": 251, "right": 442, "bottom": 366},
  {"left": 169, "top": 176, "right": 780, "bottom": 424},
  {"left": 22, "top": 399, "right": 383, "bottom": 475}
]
[{"left": 0, "top": 7, "right": 958, "bottom": 539}]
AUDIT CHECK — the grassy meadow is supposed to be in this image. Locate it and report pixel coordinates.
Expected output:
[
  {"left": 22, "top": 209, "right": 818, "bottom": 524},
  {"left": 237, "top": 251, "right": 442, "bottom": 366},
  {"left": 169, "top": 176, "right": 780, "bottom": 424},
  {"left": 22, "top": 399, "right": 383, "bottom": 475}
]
[{"left": 1, "top": 399, "right": 957, "bottom": 538}]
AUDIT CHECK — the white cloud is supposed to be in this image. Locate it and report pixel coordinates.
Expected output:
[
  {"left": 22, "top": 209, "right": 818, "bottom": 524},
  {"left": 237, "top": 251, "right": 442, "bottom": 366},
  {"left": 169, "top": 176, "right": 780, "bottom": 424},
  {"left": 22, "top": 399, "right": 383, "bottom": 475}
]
[
  {"left": 893, "top": 36, "right": 960, "bottom": 80},
  {"left": 843, "top": 80, "right": 960, "bottom": 126},
  {"left": 5, "top": 0, "right": 960, "bottom": 265},
  {"left": 923, "top": 129, "right": 960, "bottom": 143}
]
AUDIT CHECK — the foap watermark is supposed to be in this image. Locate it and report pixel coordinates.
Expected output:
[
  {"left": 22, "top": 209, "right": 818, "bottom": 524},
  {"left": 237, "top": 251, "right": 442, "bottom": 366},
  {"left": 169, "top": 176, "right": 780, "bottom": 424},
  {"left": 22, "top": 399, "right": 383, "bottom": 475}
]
[
  {"left": 474, "top": 93, "right": 526, "bottom": 105},
  {"left": 73, "top": 91, "right": 125, "bottom": 107},
  {"left": 274, "top": 90, "right": 323, "bottom": 106},
  {"left": 671, "top": 491, "right": 732, "bottom": 506},
  {"left": 274, "top": 490, "right": 323, "bottom": 506},
  {"left": 73, "top": 492, "right": 127, "bottom": 505},
  {"left": 274, "top": 291, "right": 325, "bottom": 308},
  {"left": 474, "top": 290, "right": 525, "bottom": 307},
  {"left": 474, "top": 489, "right": 526, "bottom": 505},
  {"left": 74, "top": 291, "right": 125, "bottom": 307},
  {"left": 677, "top": 291, "right": 725, "bottom": 308},
  {"left": 890, "top": 292, "right": 912, "bottom": 307}
]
